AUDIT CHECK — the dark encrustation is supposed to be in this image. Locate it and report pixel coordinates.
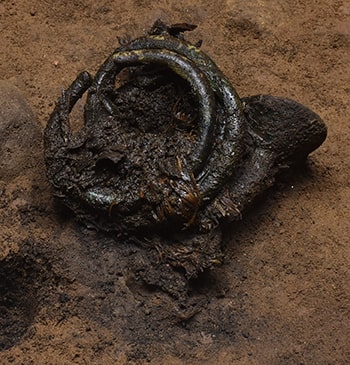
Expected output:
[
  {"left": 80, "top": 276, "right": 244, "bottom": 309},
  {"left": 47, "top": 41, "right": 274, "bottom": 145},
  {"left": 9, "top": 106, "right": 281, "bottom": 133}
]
[{"left": 44, "top": 21, "right": 327, "bottom": 297}]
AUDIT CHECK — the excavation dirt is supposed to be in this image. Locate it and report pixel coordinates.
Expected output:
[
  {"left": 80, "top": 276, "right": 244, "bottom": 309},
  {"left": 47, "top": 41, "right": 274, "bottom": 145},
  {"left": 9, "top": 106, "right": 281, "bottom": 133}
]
[{"left": 0, "top": 1, "right": 349, "bottom": 364}]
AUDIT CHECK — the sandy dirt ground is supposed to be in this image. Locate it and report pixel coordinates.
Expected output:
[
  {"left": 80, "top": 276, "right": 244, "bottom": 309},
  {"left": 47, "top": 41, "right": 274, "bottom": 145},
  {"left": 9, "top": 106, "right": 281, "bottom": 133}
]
[{"left": 1, "top": 0, "right": 349, "bottom": 364}]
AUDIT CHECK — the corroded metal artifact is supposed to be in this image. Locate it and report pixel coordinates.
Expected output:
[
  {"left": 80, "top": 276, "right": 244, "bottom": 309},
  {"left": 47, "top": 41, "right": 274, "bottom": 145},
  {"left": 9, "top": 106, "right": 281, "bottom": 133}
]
[{"left": 44, "top": 21, "right": 327, "bottom": 293}]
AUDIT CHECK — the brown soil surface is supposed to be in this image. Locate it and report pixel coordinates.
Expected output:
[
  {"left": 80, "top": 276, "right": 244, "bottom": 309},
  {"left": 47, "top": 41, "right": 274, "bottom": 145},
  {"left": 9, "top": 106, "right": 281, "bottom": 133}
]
[{"left": 1, "top": 1, "right": 349, "bottom": 364}]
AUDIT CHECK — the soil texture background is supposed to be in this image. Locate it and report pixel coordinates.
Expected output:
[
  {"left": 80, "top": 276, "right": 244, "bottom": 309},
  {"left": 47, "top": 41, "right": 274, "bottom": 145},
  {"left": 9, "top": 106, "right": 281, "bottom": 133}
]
[{"left": 0, "top": 0, "right": 349, "bottom": 364}]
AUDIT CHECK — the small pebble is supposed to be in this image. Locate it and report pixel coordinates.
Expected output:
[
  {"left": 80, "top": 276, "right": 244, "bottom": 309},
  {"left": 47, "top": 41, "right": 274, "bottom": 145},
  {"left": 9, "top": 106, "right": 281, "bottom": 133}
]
[{"left": 0, "top": 80, "right": 42, "bottom": 181}]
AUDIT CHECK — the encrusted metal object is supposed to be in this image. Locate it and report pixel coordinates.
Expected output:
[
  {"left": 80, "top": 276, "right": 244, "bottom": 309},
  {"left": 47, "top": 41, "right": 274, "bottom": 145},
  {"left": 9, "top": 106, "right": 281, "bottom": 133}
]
[{"left": 44, "top": 21, "right": 327, "bottom": 293}]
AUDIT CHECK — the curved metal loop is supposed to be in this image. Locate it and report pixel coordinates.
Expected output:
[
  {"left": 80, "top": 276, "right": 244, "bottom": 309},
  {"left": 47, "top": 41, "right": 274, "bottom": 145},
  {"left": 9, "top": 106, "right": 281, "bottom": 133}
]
[
  {"left": 91, "top": 48, "right": 216, "bottom": 173},
  {"left": 46, "top": 29, "right": 248, "bottom": 231}
]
